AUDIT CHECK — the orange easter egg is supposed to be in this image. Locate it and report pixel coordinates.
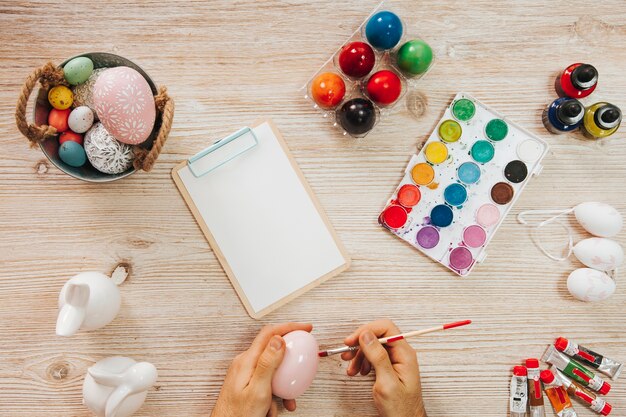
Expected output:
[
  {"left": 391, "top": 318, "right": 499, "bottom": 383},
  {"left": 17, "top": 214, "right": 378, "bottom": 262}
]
[
  {"left": 48, "top": 108, "right": 71, "bottom": 132},
  {"left": 311, "top": 72, "right": 345, "bottom": 108}
]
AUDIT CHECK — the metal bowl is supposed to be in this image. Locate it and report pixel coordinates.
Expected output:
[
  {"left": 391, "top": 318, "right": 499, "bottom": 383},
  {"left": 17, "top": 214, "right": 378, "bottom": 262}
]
[{"left": 33, "top": 52, "right": 161, "bottom": 182}]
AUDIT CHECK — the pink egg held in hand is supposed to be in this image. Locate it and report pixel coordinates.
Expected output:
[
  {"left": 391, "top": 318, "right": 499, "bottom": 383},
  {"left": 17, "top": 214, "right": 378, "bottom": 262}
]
[
  {"left": 271, "top": 330, "right": 319, "bottom": 400},
  {"left": 93, "top": 66, "right": 155, "bottom": 145}
]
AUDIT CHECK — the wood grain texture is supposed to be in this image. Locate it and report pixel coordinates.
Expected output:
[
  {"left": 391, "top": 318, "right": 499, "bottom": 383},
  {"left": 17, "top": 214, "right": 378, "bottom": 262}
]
[{"left": 1, "top": 1, "right": 625, "bottom": 416}]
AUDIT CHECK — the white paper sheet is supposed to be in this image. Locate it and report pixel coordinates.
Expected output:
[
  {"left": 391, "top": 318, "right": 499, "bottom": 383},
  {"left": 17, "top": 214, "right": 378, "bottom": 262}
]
[{"left": 176, "top": 121, "right": 347, "bottom": 315}]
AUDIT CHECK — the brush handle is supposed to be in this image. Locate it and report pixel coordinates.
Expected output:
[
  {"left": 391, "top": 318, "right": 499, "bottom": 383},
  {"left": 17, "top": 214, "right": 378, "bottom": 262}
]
[
  {"left": 321, "top": 328, "right": 438, "bottom": 356},
  {"left": 319, "top": 320, "right": 471, "bottom": 357}
]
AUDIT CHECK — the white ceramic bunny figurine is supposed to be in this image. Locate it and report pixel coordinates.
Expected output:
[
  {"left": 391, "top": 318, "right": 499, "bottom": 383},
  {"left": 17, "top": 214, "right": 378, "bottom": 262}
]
[
  {"left": 83, "top": 356, "right": 158, "bottom": 417},
  {"left": 56, "top": 272, "right": 121, "bottom": 336}
]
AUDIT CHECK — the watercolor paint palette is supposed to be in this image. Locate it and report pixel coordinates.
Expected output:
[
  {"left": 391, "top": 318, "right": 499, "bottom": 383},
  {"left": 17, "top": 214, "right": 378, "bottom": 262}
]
[
  {"left": 379, "top": 93, "right": 549, "bottom": 276},
  {"left": 303, "top": 1, "right": 434, "bottom": 138}
]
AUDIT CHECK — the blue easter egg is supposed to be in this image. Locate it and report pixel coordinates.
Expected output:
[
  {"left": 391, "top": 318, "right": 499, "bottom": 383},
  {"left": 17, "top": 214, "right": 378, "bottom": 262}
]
[
  {"left": 59, "top": 141, "right": 87, "bottom": 167},
  {"left": 365, "top": 11, "right": 403, "bottom": 50}
]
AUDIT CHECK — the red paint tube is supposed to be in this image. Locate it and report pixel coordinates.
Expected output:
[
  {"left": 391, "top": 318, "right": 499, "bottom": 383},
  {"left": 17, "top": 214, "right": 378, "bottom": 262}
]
[
  {"left": 542, "top": 345, "right": 611, "bottom": 395},
  {"left": 555, "top": 337, "right": 623, "bottom": 380},
  {"left": 552, "top": 367, "right": 612, "bottom": 416},
  {"left": 526, "top": 358, "right": 546, "bottom": 417}
]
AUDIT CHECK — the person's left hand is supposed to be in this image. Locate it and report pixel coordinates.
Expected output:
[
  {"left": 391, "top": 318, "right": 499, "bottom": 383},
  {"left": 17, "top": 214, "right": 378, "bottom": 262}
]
[{"left": 210, "top": 322, "right": 313, "bottom": 417}]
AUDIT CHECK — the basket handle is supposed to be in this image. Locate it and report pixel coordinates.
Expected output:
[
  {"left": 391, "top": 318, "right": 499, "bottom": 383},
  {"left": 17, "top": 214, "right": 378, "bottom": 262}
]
[
  {"left": 15, "top": 62, "right": 68, "bottom": 145},
  {"left": 133, "top": 86, "right": 175, "bottom": 172}
]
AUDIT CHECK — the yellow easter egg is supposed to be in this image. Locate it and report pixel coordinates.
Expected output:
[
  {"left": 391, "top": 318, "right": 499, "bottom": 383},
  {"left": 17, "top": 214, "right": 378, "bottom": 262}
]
[{"left": 48, "top": 85, "right": 73, "bottom": 110}]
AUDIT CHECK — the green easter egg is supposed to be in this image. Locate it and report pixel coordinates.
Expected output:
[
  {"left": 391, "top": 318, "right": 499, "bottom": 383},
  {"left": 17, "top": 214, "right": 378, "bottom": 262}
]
[
  {"left": 397, "top": 39, "right": 433, "bottom": 76},
  {"left": 59, "top": 141, "right": 87, "bottom": 167},
  {"left": 63, "top": 57, "right": 94, "bottom": 85}
]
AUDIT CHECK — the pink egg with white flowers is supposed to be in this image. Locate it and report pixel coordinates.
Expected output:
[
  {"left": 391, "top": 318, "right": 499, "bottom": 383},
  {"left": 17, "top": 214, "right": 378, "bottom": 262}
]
[
  {"left": 271, "top": 330, "right": 319, "bottom": 400},
  {"left": 93, "top": 66, "right": 155, "bottom": 145}
]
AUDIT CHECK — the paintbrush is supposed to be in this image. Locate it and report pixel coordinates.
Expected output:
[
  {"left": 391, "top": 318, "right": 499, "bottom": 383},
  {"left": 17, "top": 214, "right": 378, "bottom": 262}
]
[{"left": 318, "top": 320, "right": 472, "bottom": 357}]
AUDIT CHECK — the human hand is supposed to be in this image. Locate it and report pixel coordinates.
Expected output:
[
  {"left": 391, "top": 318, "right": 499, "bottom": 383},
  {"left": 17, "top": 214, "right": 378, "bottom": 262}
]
[
  {"left": 211, "top": 322, "right": 313, "bottom": 417},
  {"left": 342, "top": 320, "right": 426, "bottom": 417}
]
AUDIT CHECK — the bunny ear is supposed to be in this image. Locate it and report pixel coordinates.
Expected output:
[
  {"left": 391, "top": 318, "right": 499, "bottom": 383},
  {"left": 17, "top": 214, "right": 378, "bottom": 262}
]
[
  {"left": 55, "top": 304, "right": 86, "bottom": 336},
  {"left": 56, "top": 283, "right": 90, "bottom": 337},
  {"left": 104, "top": 385, "right": 132, "bottom": 417},
  {"left": 88, "top": 367, "right": 125, "bottom": 387}
]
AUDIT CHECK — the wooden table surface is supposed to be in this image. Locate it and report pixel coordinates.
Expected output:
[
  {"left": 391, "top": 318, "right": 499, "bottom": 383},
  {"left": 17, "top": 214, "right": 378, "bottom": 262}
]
[{"left": 1, "top": 1, "right": 625, "bottom": 416}]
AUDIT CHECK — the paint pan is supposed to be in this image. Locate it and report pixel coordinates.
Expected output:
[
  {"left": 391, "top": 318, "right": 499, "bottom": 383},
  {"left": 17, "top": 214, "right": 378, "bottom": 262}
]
[
  {"left": 444, "top": 183, "right": 467, "bottom": 207},
  {"left": 457, "top": 162, "right": 481, "bottom": 185},
  {"left": 451, "top": 98, "right": 475, "bottom": 122},
  {"left": 379, "top": 92, "right": 548, "bottom": 276},
  {"left": 476, "top": 203, "right": 500, "bottom": 227},
  {"left": 397, "top": 184, "right": 421, "bottom": 207},
  {"left": 411, "top": 162, "right": 435, "bottom": 186},
  {"left": 416, "top": 226, "right": 439, "bottom": 249},
  {"left": 380, "top": 204, "right": 408, "bottom": 229},
  {"left": 463, "top": 225, "right": 487, "bottom": 248},
  {"left": 438, "top": 119, "right": 462, "bottom": 143},
  {"left": 491, "top": 182, "right": 514, "bottom": 205}
]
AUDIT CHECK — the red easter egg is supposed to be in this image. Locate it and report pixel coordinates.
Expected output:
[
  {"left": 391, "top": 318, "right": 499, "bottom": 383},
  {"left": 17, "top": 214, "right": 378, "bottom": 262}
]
[
  {"left": 311, "top": 72, "right": 346, "bottom": 108},
  {"left": 48, "top": 108, "right": 71, "bottom": 132},
  {"left": 366, "top": 70, "right": 402, "bottom": 105},
  {"left": 59, "top": 130, "right": 84, "bottom": 145},
  {"left": 338, "top": 41, "right": 376, "bottom": 78}
]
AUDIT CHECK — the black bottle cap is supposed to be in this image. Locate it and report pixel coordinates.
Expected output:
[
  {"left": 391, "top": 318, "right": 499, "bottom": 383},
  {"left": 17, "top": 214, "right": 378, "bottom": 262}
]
[
  {"left": 595, "top": 104, "right": 622, "bottom": 130},
  {"left": 571, "top": 64, "right": 598, "bottom": 90},
  {"left": 556, "top": 99, "right": 584, "bottom": 125}
]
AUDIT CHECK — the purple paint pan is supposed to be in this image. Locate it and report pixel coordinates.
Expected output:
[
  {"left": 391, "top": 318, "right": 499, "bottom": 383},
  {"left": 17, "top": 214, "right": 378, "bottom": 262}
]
[{"left": 416, "top": 226, "right": 440, "bottom": 249}]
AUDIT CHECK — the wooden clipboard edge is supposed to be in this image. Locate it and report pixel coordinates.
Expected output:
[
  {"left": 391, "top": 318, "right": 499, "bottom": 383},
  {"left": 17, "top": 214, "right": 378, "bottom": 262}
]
[
  {"left": 171, "top": 158, "right": 258, "bottom": 318},
  {"left": 171, "top": 118, "right": 351, "bottom": 320}
]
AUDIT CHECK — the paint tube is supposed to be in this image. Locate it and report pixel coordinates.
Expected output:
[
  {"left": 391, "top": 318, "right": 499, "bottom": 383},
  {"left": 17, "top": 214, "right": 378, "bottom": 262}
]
[
  {"left": 542, "top": 345, "right": 611, "bottom": 395},
  {"left": 510, "top": 366, "right": 528, "bottom": 417},
  {"left": 526, "top": 358, "right": 545, "bottom": 417},
  {"left": 552, "top": 367, "right": 612, "bottom": 416},
  {"left": 555, "top": 337, "right": 623, "bottom": 380},
  {"left": 540, "top": 369, "right": 577, "bottom": 417}
]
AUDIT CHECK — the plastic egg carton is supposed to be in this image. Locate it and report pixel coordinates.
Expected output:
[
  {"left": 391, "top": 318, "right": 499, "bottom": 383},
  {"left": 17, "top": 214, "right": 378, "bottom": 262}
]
[{"left": 303, "top": 1, "right": 435, "bottom": 138}]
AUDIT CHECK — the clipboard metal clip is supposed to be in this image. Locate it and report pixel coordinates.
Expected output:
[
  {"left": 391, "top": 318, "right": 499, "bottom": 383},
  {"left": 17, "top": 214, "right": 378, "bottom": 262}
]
[{"left": 188, "top": 127, "right": 259, "bottom": 177}]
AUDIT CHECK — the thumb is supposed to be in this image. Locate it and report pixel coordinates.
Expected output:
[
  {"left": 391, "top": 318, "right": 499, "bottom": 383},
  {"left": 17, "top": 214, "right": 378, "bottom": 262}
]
[
  {"left": 251, "top": 335, "right": 285, "bottom": 386},
  {"left": 359, "top": 331, "right": 398, "bottom": 385}
]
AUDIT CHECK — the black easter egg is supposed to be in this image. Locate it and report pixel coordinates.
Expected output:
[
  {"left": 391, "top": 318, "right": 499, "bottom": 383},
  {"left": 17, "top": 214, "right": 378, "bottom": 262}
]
[{"left": 336, "top": 98, "right": 377, "bottom": 136}]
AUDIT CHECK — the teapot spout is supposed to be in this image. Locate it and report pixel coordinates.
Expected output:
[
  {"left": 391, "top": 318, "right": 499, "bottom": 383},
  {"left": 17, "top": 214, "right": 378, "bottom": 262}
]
[{"left": 56, "top": 283, "right": 90, "bottom": 336}]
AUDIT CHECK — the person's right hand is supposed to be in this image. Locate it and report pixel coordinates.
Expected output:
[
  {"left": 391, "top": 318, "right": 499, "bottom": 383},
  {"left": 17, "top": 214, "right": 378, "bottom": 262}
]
[{"left": 342, "top": 320, "right": 427, "bottom": 417}]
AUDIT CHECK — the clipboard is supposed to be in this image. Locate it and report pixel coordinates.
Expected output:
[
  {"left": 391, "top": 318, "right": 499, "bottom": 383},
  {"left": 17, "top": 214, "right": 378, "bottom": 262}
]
[{"left": 172, "top": 119, "right": 351, "bottom": 319}]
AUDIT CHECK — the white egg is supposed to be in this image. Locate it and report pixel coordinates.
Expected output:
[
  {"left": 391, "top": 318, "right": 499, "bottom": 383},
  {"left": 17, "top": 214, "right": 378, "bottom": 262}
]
[
  {"left": 573, "top": 238, "right": 624, "bottom": 271},
  {"left": 68, "top": 106, "right": 95, "bottom": 133},
  {"left": 567, "top": 268, "right": 616, "bottom": 302},
  {"left": 574, "top": 202, "right": 623, "bottom": 237}
]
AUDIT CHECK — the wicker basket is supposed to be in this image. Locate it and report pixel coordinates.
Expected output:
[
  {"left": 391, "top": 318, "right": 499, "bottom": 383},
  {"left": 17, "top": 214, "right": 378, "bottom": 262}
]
[{"left": 15, "top": 52, "right": 174, "bottom": 182}]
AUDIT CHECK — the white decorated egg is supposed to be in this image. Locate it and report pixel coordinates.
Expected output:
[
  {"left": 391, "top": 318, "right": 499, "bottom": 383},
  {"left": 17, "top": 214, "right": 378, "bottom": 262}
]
[
  {"left": 567, "top": 268, "right": 616, "bottom": 302},
  {"left": 573, "top": 238, "right": 623, "bottom": 271},
  {"left": 93, "top": 66, "right": 155, "bottom": 145},
  {"left": 574, "top": 202, "right": 623, "bottom": 237},
  {"left": 84, "top": 123, "right": 134, "bottom": 175},
  {"left": 68, "top": 106, "right": 94, "bottom": 133},
  {"left": 271, "top": 331, "right": 319, "bottom": 400}
]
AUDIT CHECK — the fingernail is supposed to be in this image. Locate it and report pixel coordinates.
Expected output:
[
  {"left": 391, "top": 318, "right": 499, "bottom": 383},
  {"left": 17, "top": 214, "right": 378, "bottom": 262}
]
[
  {"left": 362, "top": 331, "right": 376, "bottom": 346},
  {"left": 270, "top": 336, "right": 283, "bottom": 351}
]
